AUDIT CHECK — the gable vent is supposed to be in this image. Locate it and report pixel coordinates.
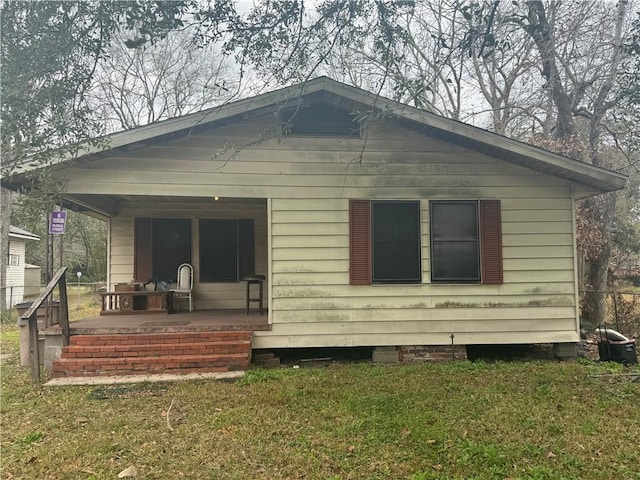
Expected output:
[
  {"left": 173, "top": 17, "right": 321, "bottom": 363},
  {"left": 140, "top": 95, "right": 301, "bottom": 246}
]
[{"left": 283, "top": 104, "right": 360, "bottom": 137}]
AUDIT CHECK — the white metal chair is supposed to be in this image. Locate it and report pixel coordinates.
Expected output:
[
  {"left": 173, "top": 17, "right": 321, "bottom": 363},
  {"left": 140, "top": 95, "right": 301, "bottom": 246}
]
[{"left": 172, "top": 263, "right": 194, "bottom": 312}]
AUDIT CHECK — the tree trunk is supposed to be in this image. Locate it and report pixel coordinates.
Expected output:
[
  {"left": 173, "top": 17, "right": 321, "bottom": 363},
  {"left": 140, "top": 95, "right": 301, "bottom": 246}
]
[
  {"left": 581, "top": 2, "right": 628, "bottom": 328},
  {"left": 525, "top": 1, "right": 575, "bottom": 138},
  {"left": 580, "top": 193, "right": 617, "bottom": 329}
]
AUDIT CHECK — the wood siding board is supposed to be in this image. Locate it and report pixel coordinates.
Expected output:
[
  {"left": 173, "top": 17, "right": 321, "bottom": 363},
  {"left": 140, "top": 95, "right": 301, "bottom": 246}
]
[
  {"left": 501, "top": 234, "right": 574, "bottom": 246},
  {"left": 252, "top": 330, "right": 578, "bottom": 349},
  {"left": 272, "top": 235, "right": 349, "bottom": 248},
  {"left": 503, "top": 270, "right": 575, "bottom": 282},
  {"left": 272, "top": 275, "right": 574, "bottom": 293},
  {"left": 272, "top": 198, "right": 346, "bottom": 210},
  {"left": 502, "top": 223, "right": 572, "bottom": 234},
  {"left": 272, "top": 247, "right": 349, "bottom": 261},
  {"left": 271, "top": 295, "right": 574, "bottom": 310},
  {"left": 502, "top": 258, "right": 574, "bottom": 270},
  {"left": 271, "top": 306, "right": 576, "bottom": 321},
  {"left": 501, "top": 210, "right": 572, "bottom": 222},
  {"left": 71, "top": 169, "right": 568, "bottom": 190},
  {"left": 66, "top": 181, "right": 571, "bottom": 200},
  {"left": 272, "top": 283, "right": 575, "bottom": 297},
  {"left": 134, "top": 218, "right": 152, "bottom": 282},
  {"left": 272, "top": 224, "right": 347, "bottom": 235},
  {"left": 501, "top": 198, "right": 571, "bottom": 210},
  {"left": 260, "top": 318, "right": 577, "bottom": 334},
  {"left": 502, "top": 245, "right": 574, "bottom": 258}
]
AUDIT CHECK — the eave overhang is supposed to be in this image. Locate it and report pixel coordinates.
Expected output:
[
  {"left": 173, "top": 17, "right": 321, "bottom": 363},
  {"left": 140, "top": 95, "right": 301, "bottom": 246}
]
[{"left": 3, "top": 77, "right": 626, "bottom": 200}]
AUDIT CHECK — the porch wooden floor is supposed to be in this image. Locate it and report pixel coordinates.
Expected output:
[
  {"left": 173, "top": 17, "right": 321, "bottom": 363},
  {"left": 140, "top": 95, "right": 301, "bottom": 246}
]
[{"left": 68, "top": 309, "right": 269, "bottom": 335}]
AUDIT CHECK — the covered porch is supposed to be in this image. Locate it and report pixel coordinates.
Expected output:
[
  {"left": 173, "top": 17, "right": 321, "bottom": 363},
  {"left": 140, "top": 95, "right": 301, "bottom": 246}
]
[
  {"left": 71, "top": 194, "right": 270, "bottom": 313},
  {"left": 68, "top": 309, "right": 270, "bottom": 335}
]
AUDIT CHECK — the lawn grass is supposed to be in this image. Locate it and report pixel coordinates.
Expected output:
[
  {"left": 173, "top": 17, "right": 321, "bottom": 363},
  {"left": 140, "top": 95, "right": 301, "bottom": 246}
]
[
  {"left": 65, "top": 288, "right": 102, "bottom": 322},
  {"left": 1, "top": 324, "right": 639, "bottom": 480}
]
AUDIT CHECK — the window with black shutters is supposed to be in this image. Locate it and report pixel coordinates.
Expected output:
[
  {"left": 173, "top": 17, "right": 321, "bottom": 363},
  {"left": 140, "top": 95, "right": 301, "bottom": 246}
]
[
  {"left": 350, "top": 199, "right": 502, "bottom": 286},
  {"left": 430, "top": 200, "right": 503, "bottom": 284},
  {"left": 199, "top": 219, "right": 254, "bottom": 282},
  {"left": 349, "top": 200, "right": 421, "bottom": 285},
  {"left": 372, "top": 201, "right": 422, "bottom": 283},
  {"left": 430, "top": 201, "right": 480, "bottom": 282}
]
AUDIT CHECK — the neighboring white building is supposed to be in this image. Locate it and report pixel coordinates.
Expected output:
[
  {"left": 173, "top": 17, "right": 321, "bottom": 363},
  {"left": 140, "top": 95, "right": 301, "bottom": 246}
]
[{"left": 6, "top": 226, "right": 40, "bottom": 307}]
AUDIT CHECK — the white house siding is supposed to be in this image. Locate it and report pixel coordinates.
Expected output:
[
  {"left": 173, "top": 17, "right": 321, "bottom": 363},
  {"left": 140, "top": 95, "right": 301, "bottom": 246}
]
[
  {"left": 5, "top": 239, "right": 26, "bottom": 306},
  {"left": 65, "top": 115, "right": 578, "bottom": 346},
  {"left": 261, "top": 192, "right": 576, "bottom": 348},
  {"left": 108, "top": 201, "right": 268, "bottom": 310}
]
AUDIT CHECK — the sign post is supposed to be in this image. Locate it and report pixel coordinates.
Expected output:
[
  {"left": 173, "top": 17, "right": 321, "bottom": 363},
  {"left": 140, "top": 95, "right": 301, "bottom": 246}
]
[
  {"left": 48, "top": 211, "right": 66, "bottom": 235},
  {"left": 76, "top": 271, "right": 82, "bottom": 310}
]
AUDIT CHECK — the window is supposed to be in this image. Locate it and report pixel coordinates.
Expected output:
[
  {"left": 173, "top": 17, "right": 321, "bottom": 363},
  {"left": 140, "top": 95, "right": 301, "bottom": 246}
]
[
  {"left": 349, "top": 199, "right": 503, "bottom": 286},
  {"left": 8, "top": 254, "right": 20, "bottom": 266},
  {"left": 430, "top": 200, "right": 503, "bottom": 284},
  {"left": 282, "top": 104, "right": 361, "bottom": 137},
  {"left": 199, "top": 219, "right": 255, "bottom": 282},
  {"left": 134, "top": 218, "right": 191, "bottom": 282},
  {"left": 350, "top": 200, "right": 422, "bottom": 285},
  {"left": 430, "top": 201, "right": 480, "bottom": 282}
]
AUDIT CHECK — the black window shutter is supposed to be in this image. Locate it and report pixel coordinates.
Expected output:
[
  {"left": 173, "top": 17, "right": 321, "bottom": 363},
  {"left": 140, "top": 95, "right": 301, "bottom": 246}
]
[
  {"left": 349, "top": 200, "right": 371, "bottom": 285},
  {"left": 480, "top": 200, "right": 503, "bottom": 284},
  {"left": 134, "top": 218, "right": 153, "bottom": 282}
]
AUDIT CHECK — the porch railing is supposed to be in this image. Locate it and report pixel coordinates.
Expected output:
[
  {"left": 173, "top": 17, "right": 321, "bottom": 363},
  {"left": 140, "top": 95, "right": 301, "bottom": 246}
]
[{"left": 20, "top": 267, "right": 70, "bottom": 384}]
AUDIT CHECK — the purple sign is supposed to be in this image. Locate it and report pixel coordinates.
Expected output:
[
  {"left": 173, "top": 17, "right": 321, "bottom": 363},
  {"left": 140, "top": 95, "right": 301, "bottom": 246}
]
[{"left": 49, "top": 211, "right": 67, "bottom": 235}]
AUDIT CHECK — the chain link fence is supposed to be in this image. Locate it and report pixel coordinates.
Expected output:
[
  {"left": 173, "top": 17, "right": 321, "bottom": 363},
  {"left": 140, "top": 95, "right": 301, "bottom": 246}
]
[
  {"left": 581, "top": 290, "right": 640, "bottom": 338},
  {"left": 1, "top": 282, "right": 106, "bottom": 322}
]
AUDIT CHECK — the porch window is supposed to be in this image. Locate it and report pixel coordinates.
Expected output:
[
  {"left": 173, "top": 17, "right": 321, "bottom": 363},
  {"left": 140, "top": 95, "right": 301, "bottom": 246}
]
[
  {"left": 199, "top": 219, "right": 255, "bottom": 282},
  {"left": 349, "top": 200, "right": 422, "bottom": 284},
  {"left": 429, "top": 200, "right": 503, "bottom": 284},
  {"left": 134, "top": 218, "right": 191, "bottom": 282}
]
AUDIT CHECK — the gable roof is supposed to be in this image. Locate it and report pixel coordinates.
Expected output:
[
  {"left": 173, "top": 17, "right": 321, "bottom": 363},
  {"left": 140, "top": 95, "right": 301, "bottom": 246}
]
[
  {"left": 6, "top": 76, "right": 626, "bottom": 196},
  {"left": 9, "top": 226, "right": 40, "bottom": 241}
]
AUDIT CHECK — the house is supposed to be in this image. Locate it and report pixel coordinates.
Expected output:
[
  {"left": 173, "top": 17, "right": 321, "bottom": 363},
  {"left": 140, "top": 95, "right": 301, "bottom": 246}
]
[
  {"left": 5, "top": 226, "right": 40, "bottom": 307},
  {"left": 4, "top": 77, "right": 626, "bottom": 373}
]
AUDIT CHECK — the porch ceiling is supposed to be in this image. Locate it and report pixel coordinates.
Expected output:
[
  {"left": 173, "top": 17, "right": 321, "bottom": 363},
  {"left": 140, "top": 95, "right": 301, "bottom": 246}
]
[{"left": 63, "top": 194, "right": 267, "bottom": 218}]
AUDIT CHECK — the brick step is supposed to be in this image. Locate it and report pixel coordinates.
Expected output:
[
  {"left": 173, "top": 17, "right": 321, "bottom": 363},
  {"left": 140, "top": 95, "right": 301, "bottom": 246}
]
[
  {"left": 69, "top": 331, "right": 252, "bottom": 347},
  {"left": 52, "top": 365, "right": 234, "bottom": 378},
  {"left": 51, "top": 353, "right": 250, "bottom": 378},
  {"left": 61, "top": 339, "right": 251, "bottom": 359}
]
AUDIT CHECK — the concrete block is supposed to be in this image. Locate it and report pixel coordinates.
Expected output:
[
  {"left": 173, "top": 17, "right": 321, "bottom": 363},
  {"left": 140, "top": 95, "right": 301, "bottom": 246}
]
[
  {"left": 553, "top": 342, "right": 577, "bottom": 361},
  {"left": 372, "top": 346, "right": 399, "bottom": 364},
  {"left": 43, "top": 329, "right": 65, "bottom": 372},
  {"left": 18, "top": 319, "right": 44, "bottom": 367}
]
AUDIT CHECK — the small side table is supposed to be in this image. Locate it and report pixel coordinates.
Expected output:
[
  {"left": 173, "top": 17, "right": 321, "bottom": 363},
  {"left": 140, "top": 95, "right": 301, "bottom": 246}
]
[{"left": 244, "top": 275, "right": 265, "bottom": 315}]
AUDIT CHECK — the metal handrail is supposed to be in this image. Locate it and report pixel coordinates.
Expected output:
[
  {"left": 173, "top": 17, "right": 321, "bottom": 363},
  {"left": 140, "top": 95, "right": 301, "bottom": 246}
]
[{"left": 20, "top": 267, "right": 69, "bottom": 384}]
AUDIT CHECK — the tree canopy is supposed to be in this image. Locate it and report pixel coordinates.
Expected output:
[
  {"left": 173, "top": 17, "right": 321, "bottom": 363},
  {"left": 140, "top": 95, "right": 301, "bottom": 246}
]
[{"left": 1, "top": 0, "right": 639, "bottom": 319}]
